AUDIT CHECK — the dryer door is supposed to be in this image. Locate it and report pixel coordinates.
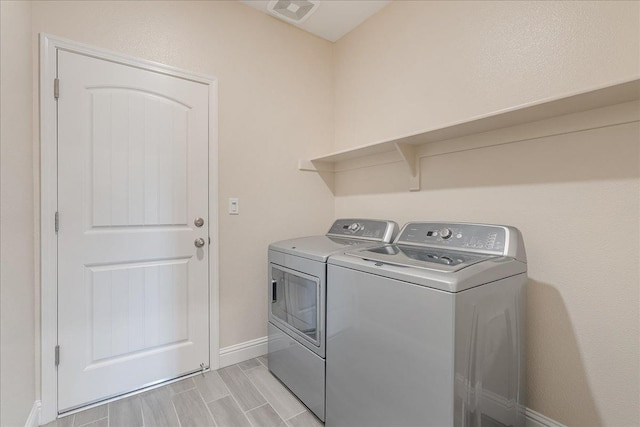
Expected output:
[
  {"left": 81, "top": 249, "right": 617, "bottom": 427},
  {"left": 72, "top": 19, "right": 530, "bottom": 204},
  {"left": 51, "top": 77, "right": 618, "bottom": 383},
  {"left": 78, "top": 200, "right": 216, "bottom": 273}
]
[{"left": 270, "top": 264, "right": 321, "bottom": 349}]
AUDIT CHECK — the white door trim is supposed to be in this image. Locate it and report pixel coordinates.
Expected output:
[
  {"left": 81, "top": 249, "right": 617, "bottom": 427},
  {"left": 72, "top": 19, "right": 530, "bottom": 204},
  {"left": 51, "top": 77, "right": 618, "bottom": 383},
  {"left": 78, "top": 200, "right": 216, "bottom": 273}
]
[{"left": 39, "top": 33, "right": 219, "bottom": 424}]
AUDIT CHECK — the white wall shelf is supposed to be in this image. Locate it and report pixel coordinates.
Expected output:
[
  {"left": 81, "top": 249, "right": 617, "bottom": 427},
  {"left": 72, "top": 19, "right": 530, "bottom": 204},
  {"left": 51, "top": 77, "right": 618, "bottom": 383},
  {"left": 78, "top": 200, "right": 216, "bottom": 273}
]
[{"left": 299, "top": 77, "right": 640, "bottom": 191}]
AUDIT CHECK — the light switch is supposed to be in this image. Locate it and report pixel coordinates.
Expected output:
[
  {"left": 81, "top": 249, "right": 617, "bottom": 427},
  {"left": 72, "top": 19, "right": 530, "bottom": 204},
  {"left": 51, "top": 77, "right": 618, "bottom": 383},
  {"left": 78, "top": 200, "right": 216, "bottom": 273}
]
[{"left": 229, "top": 198, "right": 239, "bottom": 215}]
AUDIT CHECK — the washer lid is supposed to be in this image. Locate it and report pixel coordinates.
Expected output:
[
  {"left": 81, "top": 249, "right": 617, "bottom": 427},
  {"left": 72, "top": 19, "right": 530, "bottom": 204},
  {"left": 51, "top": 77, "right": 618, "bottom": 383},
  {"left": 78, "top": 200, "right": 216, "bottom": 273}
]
[
  {"left": 329, "top": 251, "right": 526, "bottom": 292},
  {"left": 352, "top": 244, "right": 496, "bottom": 273},
  {"left": 330, "top": 222, "right": 527, "bottom": 292}
]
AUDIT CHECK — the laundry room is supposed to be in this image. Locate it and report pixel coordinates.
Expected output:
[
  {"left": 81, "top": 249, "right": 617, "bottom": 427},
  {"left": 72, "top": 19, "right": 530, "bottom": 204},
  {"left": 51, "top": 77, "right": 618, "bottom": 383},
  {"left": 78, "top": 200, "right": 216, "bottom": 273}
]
[{"left": 0, "top": 1, "right": 638, "bottom": 427}]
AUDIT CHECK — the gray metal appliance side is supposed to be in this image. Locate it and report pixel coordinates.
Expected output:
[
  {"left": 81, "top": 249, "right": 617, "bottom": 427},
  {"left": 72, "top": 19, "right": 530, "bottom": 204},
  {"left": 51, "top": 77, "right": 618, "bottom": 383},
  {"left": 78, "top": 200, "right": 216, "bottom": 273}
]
[
  {"left": 328, "top": 253, "right": 527, "bottom": 293},
  {"left": 504, "top": 225, "right": 527, "bottom": 263},
  {"left": 326, "top": 263, "right": 455, "bottom": 427},
  {"left": 453, "top": 273, "right": 527, "bottom": 427},
  {"left": 268, "top": 323, "right": 325, "bottom": 421}
]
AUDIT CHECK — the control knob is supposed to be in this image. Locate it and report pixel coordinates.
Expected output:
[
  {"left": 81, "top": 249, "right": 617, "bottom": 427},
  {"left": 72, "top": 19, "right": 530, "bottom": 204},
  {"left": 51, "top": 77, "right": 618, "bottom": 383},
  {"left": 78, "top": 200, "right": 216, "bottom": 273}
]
[
  {"left": 439, "top": 228, "right": 453, "bottom": 240},
  {"left": 348, "top": 223, "right": 361, "bottom": 232}
]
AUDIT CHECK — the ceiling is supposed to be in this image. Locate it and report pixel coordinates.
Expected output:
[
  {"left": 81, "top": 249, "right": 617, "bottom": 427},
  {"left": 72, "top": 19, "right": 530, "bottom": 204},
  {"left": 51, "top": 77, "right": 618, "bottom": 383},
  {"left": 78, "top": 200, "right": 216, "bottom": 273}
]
[{"left": 240, "top": 0, "right": 391, "bottom": 42}]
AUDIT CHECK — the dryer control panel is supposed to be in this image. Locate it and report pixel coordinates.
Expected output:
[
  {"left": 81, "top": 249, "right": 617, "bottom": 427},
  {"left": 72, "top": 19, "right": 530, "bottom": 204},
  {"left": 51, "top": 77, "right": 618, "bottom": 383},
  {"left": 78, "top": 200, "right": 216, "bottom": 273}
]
[
  {"left": 397, "top": 222, "right": 508, "bottom": 256},
  {"left": 327, "top": 219, "right": 398, "bottom": 242}
]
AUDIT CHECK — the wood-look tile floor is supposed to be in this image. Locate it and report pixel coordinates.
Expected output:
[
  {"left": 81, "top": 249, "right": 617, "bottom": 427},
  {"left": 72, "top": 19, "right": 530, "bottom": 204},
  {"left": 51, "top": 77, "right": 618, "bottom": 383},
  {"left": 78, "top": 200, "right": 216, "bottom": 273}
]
[{"left": 42, "top": 356, "right": 323, "bottom": 427}]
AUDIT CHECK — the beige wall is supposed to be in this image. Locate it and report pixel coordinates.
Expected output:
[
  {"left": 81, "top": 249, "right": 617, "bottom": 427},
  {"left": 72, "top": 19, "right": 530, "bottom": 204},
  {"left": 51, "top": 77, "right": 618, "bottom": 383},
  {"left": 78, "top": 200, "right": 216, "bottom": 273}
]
[
  {"left": 0, "top": 1, "right": 36, "bottom": 426},
  {"left": 333, "top": 0, "right": 640, "bottom": 150},
  {"left": 332, "top": 1, "right": 640, "bottom": 426}
]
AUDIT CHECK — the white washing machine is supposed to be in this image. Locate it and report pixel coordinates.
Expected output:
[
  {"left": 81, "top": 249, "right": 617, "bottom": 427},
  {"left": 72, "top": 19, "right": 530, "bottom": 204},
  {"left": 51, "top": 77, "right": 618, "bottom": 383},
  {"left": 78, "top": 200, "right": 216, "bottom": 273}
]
[
  {"left": 326, "top": 222, "right": 527, "bottom": 427},
  {"left": 268, "top": 219, "right": 399, "bottom": 421}
]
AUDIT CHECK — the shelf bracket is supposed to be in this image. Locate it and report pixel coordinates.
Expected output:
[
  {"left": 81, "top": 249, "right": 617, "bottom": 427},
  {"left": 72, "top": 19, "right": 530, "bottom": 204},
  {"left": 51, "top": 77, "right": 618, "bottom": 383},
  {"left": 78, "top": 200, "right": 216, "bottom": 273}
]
[
  {"left": 298, "top": 159, "right": 335, "bottom": 193},
  {"left": 298, "top": 159, "right": 334, "bottom": 172},
  {"left": 394, "top": 142, "right": 420, "bottom": 191}
]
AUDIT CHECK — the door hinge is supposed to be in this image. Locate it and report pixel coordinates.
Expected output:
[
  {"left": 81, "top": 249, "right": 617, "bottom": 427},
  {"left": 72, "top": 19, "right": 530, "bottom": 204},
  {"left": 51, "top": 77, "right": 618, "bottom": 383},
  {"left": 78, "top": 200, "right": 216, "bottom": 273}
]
[
  {"left": 55, "top": 211, "right": 59, "bottom": 233},
  {"left": 55, "top": 345, "right": 60, "bottom": 367},
  {"left": 54, "top": 78, "right": 60, "bottom": 99}
]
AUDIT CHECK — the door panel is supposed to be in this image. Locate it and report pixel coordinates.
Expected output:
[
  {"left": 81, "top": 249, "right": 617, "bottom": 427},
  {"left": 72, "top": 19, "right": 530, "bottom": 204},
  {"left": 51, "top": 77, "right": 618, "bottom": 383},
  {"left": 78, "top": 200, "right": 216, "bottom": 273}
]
[
  {"left": 87, "top": 260, "right": 189, "bottom": 362},
  {"left": 90, "top": 89, "right": 189, "bottom": 227},
  {"left": 57, "top": 50, "right": 210, "bottom": 411}
]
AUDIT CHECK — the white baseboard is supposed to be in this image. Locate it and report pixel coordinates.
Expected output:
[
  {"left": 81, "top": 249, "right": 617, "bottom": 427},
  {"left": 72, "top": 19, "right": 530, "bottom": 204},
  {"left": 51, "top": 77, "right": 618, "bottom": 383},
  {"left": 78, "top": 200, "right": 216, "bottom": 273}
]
[
  {"left": 25, "top": 400, "right": 41, "bottom": 427},
  {"left": 526, "top": 408, "right": 566, "bottom": 427},
  {"left": 218, "top": 335, "right": 267, "bottom": 368}
]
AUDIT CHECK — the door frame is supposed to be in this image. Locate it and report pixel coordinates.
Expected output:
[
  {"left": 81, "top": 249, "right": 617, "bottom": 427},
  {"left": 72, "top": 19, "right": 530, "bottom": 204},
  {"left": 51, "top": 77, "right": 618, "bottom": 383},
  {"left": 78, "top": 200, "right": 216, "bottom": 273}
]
[{"left": 39, "top": 33, "right": 220, "bottom": 424}]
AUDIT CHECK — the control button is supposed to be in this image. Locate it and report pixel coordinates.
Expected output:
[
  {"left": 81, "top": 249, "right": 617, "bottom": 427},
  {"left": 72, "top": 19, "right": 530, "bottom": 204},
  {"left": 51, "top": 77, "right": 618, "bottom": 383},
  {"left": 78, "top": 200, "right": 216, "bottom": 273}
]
[
  {"left": 348, "top": 223, "right": 361, "bottom": 232},
  {"left": 439, "top": 228, "right": 453, "bottom": 240},
  {"left": 456, "top": 233, "right": 463, "bottom": 239},
  {"left": 441, "top": 256, "right": 453, "bottom": 264}
]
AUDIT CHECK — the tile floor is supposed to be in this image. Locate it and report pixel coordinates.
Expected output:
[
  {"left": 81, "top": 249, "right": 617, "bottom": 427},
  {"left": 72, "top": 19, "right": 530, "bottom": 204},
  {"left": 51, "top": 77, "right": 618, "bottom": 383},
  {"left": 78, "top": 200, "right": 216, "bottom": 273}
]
[{"left": 42, "top": 355, "right": 323, "bottom": 427}]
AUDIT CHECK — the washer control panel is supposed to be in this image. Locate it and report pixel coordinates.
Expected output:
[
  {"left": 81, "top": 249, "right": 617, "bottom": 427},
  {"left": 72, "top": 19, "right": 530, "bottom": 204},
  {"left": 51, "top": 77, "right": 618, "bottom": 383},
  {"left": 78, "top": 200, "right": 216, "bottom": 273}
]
[
  {"left": 327, "top": 219, "right": 398, "bottom": 242},
  {"left": 397, "top": 222, "right": 507, "bottom": 255}
]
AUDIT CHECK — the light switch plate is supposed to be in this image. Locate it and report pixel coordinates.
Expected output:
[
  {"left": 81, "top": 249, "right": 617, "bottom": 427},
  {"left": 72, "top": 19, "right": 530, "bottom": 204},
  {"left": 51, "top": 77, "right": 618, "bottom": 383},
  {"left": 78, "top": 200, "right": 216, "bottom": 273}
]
[{"left": 229, "top": 198, "right": 239, "bottom": 215}]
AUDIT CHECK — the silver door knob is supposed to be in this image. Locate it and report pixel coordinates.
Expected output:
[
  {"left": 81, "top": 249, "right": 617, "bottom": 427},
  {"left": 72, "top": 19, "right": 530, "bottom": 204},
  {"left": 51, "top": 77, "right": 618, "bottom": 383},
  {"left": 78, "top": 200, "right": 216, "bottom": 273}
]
[
  {"left": 194, "top": 217, "right": 204, "bottom": 227},
  {"left": 195, "top": 238, "right": 206, "bottom": 248}
]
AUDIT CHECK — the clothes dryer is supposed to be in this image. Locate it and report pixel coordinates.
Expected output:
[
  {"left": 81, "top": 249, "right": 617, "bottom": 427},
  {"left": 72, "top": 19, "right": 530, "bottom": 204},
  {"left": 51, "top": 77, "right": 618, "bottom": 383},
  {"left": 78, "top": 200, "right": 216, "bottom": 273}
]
[
  {"left": 326, "top": 222, "right": 527, "bottom": 427},
  {"left": 268, "top": 219, "right": 399, "bottom": 421}
]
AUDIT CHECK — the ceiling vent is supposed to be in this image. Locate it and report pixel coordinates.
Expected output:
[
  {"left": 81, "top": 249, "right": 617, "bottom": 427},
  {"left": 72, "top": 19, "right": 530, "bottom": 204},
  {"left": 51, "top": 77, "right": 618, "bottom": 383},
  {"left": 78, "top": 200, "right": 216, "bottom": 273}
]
[{"left": 268, "top": 0, "right": 319, "bottom": 24}]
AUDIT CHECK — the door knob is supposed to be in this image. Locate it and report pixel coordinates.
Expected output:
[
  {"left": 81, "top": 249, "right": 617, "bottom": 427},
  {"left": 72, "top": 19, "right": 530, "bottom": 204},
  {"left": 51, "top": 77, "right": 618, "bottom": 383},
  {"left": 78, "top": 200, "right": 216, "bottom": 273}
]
[
  {"left": 194, "top": 217, "right": 204, "bottom": 227},
  {"left": 195, "top": 238, "right": 206, "bottom": 248}
]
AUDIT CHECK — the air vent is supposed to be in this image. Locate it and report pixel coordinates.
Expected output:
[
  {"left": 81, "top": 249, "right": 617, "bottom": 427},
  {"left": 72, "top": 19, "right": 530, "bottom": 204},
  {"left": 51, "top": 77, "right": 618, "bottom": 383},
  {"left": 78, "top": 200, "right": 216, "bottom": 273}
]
[{"left": 268, "top": 0, "right": 319, "bottom": 24}]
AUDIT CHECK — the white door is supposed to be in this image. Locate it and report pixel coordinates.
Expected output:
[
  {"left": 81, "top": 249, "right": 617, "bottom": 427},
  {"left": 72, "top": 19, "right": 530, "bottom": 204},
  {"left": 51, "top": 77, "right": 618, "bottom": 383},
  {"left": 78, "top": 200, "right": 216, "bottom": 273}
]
[{"left": 57, "top": 50, "right": 210, "bottom": 411}]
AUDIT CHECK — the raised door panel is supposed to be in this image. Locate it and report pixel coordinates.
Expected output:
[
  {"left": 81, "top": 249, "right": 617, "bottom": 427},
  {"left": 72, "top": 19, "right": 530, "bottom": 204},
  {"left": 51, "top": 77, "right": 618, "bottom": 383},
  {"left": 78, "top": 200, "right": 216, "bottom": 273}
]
[
  {"left": 87, "top": 260, "right": 189, "bottom": 363},
  {"left": 90, "top": 90, "right": 188, "bottom": 227}
]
